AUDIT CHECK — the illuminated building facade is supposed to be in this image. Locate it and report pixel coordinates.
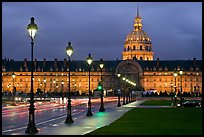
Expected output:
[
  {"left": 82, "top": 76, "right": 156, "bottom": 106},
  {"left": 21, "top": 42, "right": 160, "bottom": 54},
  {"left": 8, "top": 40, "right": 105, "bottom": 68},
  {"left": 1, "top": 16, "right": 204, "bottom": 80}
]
[
  {"left": 122, "top": 7, "right": 154, "bottom": 61},
  {"left": 2, "top": 9, "right": 202, "bottom": 95}
]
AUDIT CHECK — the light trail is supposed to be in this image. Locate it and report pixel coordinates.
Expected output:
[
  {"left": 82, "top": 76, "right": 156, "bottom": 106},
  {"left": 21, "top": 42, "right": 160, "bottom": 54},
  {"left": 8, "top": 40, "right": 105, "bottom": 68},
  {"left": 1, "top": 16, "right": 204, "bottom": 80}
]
[{"left": 2, "top": 97, "right": 118, "bottom": 134}]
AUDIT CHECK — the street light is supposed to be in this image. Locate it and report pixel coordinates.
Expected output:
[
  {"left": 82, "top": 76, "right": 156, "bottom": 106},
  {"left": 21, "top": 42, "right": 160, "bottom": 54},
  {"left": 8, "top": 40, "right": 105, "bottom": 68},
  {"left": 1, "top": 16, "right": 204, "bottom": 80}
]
[
  {"left": 43, "top": 77, "right": 46, "bottom": 101},
  {"left": 65, "top": 41, "right": 74, "bottom": 124},
  {"left": 173, "top": 72, "right": 178, "bottom": 107},
  {"left": 170, "top": 83, "right": 173, "bottom": 106},
  {"left": 179, "top": 70, "right": 183, "bottom": 107},
  {"left": 99, "top": 58, "right": 105, "bottom": 112},
  {"left": 12, "top": 72, "right": 16, "bottom": 105},
  {"left": 122, "top": 77, "right": 126, "bottom": 105},
  {"left": 53, "top": 79, "right": 56, "bottom": 100},
  {"left": 86, "top": 53, "right": 93, "bottom": 116},
  {"left": 117, "top": 73, "right": 121, "bottom": 107},
  {"left": 61, "top": 80, "right": 64, "bottom": 101},
  {"left": 25, "top": 17, "right": 38, "bottom": 134}
]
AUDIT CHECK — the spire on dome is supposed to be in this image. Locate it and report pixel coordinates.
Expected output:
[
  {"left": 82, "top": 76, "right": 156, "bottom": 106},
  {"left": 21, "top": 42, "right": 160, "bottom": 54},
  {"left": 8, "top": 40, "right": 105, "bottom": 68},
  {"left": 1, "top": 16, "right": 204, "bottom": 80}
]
[
  {"left": 134, "top": 5, "right": 142, "bottom": 30},
  {"left": 137, "top": 4, "right": 139, "bottom": 17}
]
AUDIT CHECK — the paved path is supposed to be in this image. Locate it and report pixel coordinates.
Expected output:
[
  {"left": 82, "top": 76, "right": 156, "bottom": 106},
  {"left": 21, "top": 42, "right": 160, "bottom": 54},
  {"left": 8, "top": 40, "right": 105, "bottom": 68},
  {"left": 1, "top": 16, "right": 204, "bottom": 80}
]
[{"left": 2, "top": 100, "right": 145, "bottom": 135}]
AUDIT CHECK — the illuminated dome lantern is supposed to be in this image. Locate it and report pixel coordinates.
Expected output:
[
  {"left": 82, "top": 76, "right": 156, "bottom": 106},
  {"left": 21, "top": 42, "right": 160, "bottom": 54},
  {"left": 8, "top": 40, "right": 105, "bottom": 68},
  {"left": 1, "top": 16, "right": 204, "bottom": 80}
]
[{"left": 122, "top": 6, "right": 154, "bottom": 61}]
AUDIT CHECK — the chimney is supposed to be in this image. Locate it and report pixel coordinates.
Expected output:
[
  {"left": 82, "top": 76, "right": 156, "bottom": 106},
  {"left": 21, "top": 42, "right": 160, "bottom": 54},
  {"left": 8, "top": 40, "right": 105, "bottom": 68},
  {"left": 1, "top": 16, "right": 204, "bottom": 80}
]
[
  {"left": 24, "top": 58, "right": 27, "bottom": 67},
  {"left": 156, "top": 58, "right": 160, "bottom": 68},
  {"left": 193, "top": 58, "right": 196, "bottom": 67},
  {"left": 43, "top": 58, "right": 46, "bottom": 67},
  {"left": 54, "top": 58, "right": 57, "bottom": 68},
  {"left": 11, "top": 59, "right": 14, "bottom": 72},
  {"left": 63, "top": 58, "right": 67, "bottom": 67},
  {"left": 34, "top": 58, "right": 37, "bottom": 67}
]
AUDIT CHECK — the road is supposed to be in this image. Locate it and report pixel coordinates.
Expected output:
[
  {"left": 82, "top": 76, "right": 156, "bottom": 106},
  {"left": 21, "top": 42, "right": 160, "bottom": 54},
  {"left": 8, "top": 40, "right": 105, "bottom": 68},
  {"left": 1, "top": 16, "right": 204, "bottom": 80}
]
[{"left": 2, "top": 97, "right": 119, "bottom": 134}]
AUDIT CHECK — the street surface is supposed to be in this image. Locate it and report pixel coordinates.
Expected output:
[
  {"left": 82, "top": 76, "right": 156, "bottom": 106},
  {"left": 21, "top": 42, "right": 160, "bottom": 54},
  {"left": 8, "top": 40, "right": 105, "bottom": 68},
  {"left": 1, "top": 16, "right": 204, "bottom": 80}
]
[
  {"left": 2, "top": 96, "right": 201, "bottom": 135},
  {"left": 2, "top": 97, "right": 118, "bottom": 135}
]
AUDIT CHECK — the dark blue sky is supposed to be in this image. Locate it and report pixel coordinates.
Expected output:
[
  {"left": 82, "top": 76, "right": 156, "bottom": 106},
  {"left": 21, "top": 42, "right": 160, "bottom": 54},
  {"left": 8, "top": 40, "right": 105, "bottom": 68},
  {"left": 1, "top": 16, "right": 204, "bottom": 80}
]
[{"left": 2, "top": 2, "right": 202, "bottom": 61}]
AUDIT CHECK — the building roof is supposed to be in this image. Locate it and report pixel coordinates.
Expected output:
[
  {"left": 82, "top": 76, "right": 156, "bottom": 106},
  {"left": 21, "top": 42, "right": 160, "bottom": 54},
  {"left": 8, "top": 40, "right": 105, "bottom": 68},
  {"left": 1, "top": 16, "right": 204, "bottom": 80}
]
[
  {"left": 137, "top": 59, "right": 202, "bottom": 71},
  {"left": 2, "top": 58, "right": 202, "bottom": 72},
  {"left": 2, "top": 58, "right": 120, "bottom": 72}
]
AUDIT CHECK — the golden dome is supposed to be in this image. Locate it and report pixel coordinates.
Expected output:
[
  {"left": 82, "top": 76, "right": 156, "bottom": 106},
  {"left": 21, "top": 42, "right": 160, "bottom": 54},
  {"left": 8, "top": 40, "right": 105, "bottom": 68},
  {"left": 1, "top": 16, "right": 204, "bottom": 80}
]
[
  {"left": 122, "top": 6, "right": 154, "bottom": 61},
  {"left": 126, "top": 29, "right": 151, "bottom": 44},
  {"left": 125, "top": 12, "right": 151, "bottom": 44}
]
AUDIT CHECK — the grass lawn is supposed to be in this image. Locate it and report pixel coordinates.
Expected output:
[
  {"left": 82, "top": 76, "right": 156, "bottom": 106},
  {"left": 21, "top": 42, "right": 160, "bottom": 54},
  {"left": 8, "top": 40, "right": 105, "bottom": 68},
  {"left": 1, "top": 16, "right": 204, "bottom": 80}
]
[
  {"left": 140, "top": 100, "right": 173, "bottom": 106},
  {"left": 140, "top": 99, "right": 202, "bottom": 106},
  {"left": 87, "top": 108, "right": 202, "bottom": 135}
]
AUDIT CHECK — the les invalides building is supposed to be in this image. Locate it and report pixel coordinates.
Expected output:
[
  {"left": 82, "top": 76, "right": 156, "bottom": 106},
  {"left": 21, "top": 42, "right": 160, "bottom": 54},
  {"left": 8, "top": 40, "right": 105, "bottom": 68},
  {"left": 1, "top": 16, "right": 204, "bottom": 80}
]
[{"left": 2, "top": 8, "right": 202, "bottom": 96}]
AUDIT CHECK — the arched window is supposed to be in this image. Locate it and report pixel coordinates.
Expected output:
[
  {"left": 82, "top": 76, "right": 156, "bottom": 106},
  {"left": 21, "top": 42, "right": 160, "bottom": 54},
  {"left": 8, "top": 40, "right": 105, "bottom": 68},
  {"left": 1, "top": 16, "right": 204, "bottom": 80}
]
[
  {"left": 127, "top": 46, "right": 130, "bottom": 51},
  {"left": 133, "top": 45, "right": 136, "bottom": 50},
  {"left": 140, "top": 45, "right": 142, "bottom": 50},
  {"left": 140, "top": 57, "right": 143, "bottom": 60}
]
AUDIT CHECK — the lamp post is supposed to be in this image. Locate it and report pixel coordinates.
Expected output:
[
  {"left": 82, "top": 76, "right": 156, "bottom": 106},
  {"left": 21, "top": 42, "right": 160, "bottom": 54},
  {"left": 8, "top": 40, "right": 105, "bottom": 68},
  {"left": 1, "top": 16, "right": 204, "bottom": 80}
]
[
  {"left": 117, "top": 73, "right": 121, "bottom": 107},
  {"left": 125, "top": 79, "right": 129, "bottom": 104},
  {"left": 122, "top": 77, "right": 126, "bottom": 105},
  {"left": 43, "top": 77, "right": 46, "bottom": 101},
  {"left": 61, "top": 80, "right": 64, "bottom": 101},
  {"left": 53, "top": 79, "right": 56, "bottom": 100},
  {"left": 25, "top": 17, "right": 38, "bottom": 134},
  {"left": 179, "top": 70, "right": 183, "bottom": 107},
  {"left": 173, "top": 72, "right": 178, "bottom": 107},
  {"left": 12, "top": 72, "right": 16, "bottom": 105},
  {"left": 40, "top": 82, "right": 43, "bottom": 99},
  {"left": 86, "top": 53, "right": 93, "bottom": 116},
  {"left": 99, "top": 58, "right": 105, "bottom": 112},
  {"left": 65, "top": 42, "right": 74, "bottom": 124},
  {"left": 56, "top": 85, "right": 59, "bottom": 98},
  {"left": 170, "top": 83, "right": 173, "bottom": 106}
]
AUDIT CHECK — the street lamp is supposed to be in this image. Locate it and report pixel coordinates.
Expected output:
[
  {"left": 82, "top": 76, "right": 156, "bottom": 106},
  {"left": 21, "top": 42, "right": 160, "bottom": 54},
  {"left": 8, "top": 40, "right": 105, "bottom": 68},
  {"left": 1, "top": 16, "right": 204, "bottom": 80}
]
[
  {"left": 61, "top": 80, "right": 64, "bottom": 101},
  {"left": 173, "top": 72, "right": 178, "bottom": 107},
  {"left": 25, "top": 17, "right": 38, "bottom": 134},
  {"left": 12, "top": 72, "right": 16, "bottom": 105},
  {"left": 65, "top": 42, "right": 74, "bottom": 124},
  {"left": 43, "top": 77, "right": 46, "bottom": 101},
  {"left": 53, "top": 79, "right": 56, "bottom": 100},
  {"left": 170, "top": 83, "right": 173, "bottom": 106},
  {"left": 117, "top": 73, "right": 121, "bottom": 107},
  {"left": 99, "top": 58, "right": 105, "bottom": 112},
  {"left": 179, "top": 70, "right": 183, "bottom": 107},
  {"left": 86, "top": 53, "right": 93, "bottom": 116},
  {"left": 122, "top": 77, "right": 126, "bottom": 105}
]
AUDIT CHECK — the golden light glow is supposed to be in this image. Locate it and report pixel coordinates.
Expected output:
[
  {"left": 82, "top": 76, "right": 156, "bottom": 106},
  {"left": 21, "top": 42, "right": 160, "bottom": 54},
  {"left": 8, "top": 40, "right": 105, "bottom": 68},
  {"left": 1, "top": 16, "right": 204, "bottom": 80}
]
[
  {"left": 173, "top": 73, "right": 178, "bottom": 77},
  {"left": 87, "top": 54, "right": 93, "bottom": 65},
  {"left": 66, "top": 42, "right": 73, "bottom": 57},
  {"left": 99, "top": 64, "right": 104, "bottom": 69},
  {"left": 27, "top": 17, "right": 38, "bottom": 39},
  {"left": 12, "top": 73, "right": 16, "bottom": 79},
  {"left": 87, "top": 59, "right": 92, "bottom": 65},
  {"left": 117, "top": 73, "right": 121, "bottom": 77},
  {"left": 28, "top": 29, "right": 37, "bottom": 39}
]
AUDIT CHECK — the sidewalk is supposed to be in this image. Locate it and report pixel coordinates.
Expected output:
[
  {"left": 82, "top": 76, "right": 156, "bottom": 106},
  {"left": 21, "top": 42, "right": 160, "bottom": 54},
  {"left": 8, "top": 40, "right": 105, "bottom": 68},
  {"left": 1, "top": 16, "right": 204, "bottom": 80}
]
[{"left": 3, "top": 100, "right": 144, "bottom": 135}]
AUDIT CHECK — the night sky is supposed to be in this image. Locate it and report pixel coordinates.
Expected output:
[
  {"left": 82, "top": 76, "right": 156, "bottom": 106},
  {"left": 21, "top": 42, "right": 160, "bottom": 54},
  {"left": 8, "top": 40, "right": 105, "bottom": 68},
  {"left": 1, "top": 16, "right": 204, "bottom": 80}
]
[{"left": 2, "top": 2, "right": 202, "bottom": 61}]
